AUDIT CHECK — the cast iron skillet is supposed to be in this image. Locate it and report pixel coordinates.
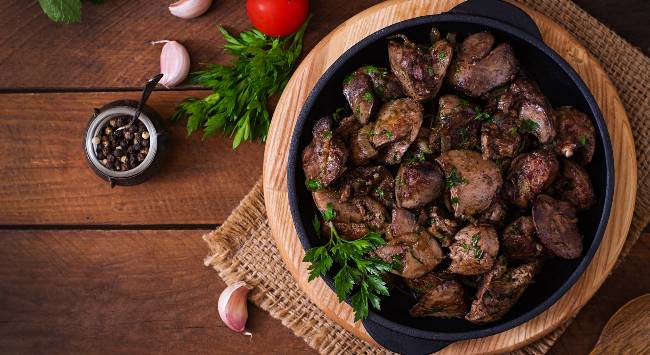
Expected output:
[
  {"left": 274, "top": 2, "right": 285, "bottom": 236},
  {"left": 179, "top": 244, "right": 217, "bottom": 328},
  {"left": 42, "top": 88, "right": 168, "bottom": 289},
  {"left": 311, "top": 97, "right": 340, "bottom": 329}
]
[{"left": 287, "top": 0, "right": 614, "bottom": 353}]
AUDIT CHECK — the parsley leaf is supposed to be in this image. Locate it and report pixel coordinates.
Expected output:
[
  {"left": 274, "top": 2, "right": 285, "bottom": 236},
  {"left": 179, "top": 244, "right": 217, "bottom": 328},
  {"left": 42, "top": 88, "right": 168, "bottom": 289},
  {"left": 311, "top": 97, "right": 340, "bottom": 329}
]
[
  {"left": 171, "top": 18, "right": 310, "bottom": 148},
  {"left": 520, "top": 118, "right": 540, "bottom": 133},
  {"left": 579, "top": 134, "right": 588, "bottom": 146},
  {"left": 303, "top": 210, "right": 390, "bottom": 321},
  {"left": 305, "top": 178, "right": 323, "bottom": 191},
  {"left": 38, "top": 0, "right": 83, "bottom": 23},
  {"left": 445, "top": 167, "right": 468, "bottom": 188}
]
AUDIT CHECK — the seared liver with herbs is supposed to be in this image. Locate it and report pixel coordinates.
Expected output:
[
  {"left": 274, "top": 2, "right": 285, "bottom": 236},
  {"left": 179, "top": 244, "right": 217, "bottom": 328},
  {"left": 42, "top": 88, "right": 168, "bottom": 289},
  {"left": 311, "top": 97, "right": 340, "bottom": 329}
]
[{"left": 302, "top": 28, "right": 598, "bottom": 324}]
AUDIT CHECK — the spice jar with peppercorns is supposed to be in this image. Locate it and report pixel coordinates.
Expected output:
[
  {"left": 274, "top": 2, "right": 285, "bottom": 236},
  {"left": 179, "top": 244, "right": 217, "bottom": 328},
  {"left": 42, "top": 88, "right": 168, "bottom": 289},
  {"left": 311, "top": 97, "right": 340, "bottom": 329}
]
[{"left": 84, "top": 100, "right": 166, "bottom": 187}]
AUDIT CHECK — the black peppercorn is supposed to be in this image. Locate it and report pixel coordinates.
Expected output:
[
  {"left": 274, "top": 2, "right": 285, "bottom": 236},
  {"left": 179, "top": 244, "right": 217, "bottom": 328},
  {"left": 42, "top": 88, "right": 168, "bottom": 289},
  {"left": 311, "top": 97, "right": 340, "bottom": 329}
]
[
  {"left": 132, "top": 143, "right": 141, "bottom": 151},
  {"left": 142, "top": 139, "right": 150, "bottom": 148},
  {"left": 113, "top": 149, "right": 123, "bottom": 157},
  {"left": 107, "top": 155, "right": 115, "bottom": 163},
  {"left": 101, "top": 147, "right": 110, "bottom": 156},
  {"left": 120, "top": 140, "right": 129, "bottom": 149},
  {"left": 137, "top": 153, "right": 146, "bottom": 162},
  {"left": 121, "top": 163, "right": 130, "bottom": 171},
  {"left": 109, "top": 118, "right": 117, "bottom": 127},
  {"left": 124, "top": 131, "right": 134, "bottom": 140}
]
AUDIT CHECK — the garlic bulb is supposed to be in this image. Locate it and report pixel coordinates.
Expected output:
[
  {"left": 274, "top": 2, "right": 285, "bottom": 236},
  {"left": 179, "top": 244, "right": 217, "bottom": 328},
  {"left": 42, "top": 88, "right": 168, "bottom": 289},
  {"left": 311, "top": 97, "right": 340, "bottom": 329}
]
[
  {"left": 169, "top": 0, "right": 213, "bottom": 19},
  {"left": 151, "top": 40, "right": 190, "bottom": 88},
  {"left": 218, "top": 281, "right": 253, "bottom": 334}
]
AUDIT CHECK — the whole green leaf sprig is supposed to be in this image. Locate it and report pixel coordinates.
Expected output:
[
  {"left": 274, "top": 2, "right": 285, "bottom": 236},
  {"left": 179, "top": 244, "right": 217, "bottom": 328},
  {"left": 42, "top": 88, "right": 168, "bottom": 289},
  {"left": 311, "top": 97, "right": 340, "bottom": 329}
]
[
  {"left": 303, "top": 203, "right": 391, "bottom": 321},
  {"left": 38, "top": 0, "right": 102, "bottom": 24},
  {"left": 171, "top": 18, "right": 310, "bottom": 148}
]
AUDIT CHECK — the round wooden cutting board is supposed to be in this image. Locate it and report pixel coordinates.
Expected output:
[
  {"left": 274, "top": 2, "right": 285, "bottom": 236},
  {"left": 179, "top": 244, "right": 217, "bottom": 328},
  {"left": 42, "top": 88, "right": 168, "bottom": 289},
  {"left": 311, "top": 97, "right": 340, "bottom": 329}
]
[{"left": 263, "top": 0, "right": 637, "bottom": 353}]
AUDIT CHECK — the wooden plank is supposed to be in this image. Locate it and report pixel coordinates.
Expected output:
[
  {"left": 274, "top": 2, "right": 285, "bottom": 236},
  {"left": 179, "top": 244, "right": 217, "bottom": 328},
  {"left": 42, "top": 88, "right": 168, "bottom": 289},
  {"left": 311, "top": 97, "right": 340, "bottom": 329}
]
[
  {"left": 0, "top": 230, "right": 315, "bottom": 355},
  {"left": 0, "top": 0, "right": 383, "bottom": 90},
  {"left": 0, "top": 91, "right": 263, "bottom": 225},
  {"left": 0, "top": 230, "right": 647, "bottom": 354}
]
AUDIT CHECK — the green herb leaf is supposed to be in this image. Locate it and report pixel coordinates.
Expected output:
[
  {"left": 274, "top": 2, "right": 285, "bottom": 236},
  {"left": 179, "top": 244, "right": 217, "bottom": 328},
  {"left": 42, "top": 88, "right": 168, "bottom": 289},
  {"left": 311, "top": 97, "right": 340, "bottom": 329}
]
[
  {"left": 375, "top": 187, "right": 385, "bottom": 200},
  {"left": 171, "top": 17, "right": 310, "bottom": 148},
  {"left": 450, "top": 196, "right": 460, "bottom": 205},
  {"left": 322, "top": 203, "right": 336, "bottom": 221},
  {"left": 384, "top": 130, "right": 393, "bottom": 139},
  {"left": 334, "top": 265, "right": 355, "bottom": 301},
  {"left": 312, "top": 215, "right": 321, "bottom": 235},
  {"left": 579, "top": 134, "right": 588, "bottom": 146},
  {"left": 38, "top": 0, "right": 82, "bottom": 23},
  {"left": 363, "top": 91, "right": 374, "bottom": 102},
  {"left": 438, "top": 52, "right": 446, "bottom": 61},
  {"left": 305, "top": 178, "right": 323, "bottom": 191},
  {"left": 445, "top": 167, "right": 468, "bottom": 189},
  {"left": 520, "top": 118, "right": 540, "bottom": 133}
]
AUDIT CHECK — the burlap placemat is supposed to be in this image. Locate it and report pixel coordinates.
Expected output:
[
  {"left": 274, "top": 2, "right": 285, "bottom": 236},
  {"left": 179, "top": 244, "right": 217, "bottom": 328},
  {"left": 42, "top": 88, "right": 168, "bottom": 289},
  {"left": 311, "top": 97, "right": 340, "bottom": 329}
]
[{"left": 204, "top": 0, "right": 650, "bottom": 353}]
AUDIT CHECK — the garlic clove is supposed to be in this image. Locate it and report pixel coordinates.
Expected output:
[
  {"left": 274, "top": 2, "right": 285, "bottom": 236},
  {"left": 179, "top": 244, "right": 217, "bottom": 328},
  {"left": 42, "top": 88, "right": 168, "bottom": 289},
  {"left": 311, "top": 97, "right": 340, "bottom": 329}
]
[
  {"left": 151, "top": 40, "right": 190, "bottom": 88},
  {"left": 218, "top": 281, "right": 253, "bottom": 333},
  {"left": 169, "top": 0, "right": 213, "bottom": 19}
]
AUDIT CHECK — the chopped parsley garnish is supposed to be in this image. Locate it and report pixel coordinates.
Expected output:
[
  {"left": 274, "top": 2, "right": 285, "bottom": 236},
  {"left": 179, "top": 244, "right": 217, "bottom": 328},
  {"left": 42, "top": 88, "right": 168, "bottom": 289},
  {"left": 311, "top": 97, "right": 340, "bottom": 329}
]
[
  {"left": 459, "top": 98, "right": 470, "bottom": 107},
  {"left": 579, "top": 134, "right": 588, "bottom": 146},
  {"left": 455, "top": 64, "right": 462, "bottom": 73},
  {"left": 355, "top": 104, "right": 361, "bottom": 115},
  {"left": 460, "top": 242, "right": 469, "bottom": 250},
  {"left": 426, "top": 66, "right": 434, "bottom": 76},
  {"left": 391, "top": 254, "right": 404, "bottom": 271},
  {"left": 445, "top": 167, "right": 468, "bottom": 189},
  {"left": 368, "top": 127, "right": 375, "bottom": 137},
  {"left": 364, "top": 66, "right": 387, "bottom": 78},
  {"left": 363, "top": 90, "right": 374, "bottom": 102},
  {"left": 473, "top": 107, "right": 492, "bottom": 122},
  {"left": 520, "top": 118, "right": 540, "bottom": 133},
  {"left": 450, "top": 196, "right": 460, "bottom": 205},
  {"left": 332, "top": 107, "right": 347, "bottom": 121},
  {"left": 384, "top": 130, "right": 394, "bottom": 139},
  {"left": 322, "top": 130, "right": 333, "bottom": 140},
  {"left": 470, "top": 233, "right": 483, "bottom": 259},
  {"left": 395, "top": 176, "right": 404, "bottom": 187},
  {"left": 305, "top": 178, "right": 324, "bottom": 191},
  {"left": 438, "top": 52, "right": 446, "bottom": 61},
  {"left": 303, "top": 205, "right": 391, "bottom": 322},
  {"left": 375, "top": 187, "right": 385, "bottom": 200},
  {"left": 508, "top": 126, "right": 519, "bottom": 135},
  {"left": 344, "top": 74, "right": 354, "bottom": 84}
]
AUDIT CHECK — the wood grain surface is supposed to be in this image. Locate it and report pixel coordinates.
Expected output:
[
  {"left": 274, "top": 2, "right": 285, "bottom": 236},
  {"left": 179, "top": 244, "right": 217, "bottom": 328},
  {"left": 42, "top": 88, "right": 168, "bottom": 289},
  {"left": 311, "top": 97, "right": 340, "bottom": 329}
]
[
  {"left": 589, "top": 294, "right": 650, "bottom": 355},
  {"left": 0, "top": 0, "right": 647, "bottom": 354},
  {"left": 263, "top": 0, "right": 637, "bottom": 353},
  {"left": 0, "top": 91, "right": 262, "bottom": 225}
]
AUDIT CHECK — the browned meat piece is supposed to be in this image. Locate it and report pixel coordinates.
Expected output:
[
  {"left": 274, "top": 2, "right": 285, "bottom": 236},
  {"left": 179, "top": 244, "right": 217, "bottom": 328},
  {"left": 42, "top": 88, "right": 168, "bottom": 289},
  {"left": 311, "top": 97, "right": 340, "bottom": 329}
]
[
  {"left": 466, "top": 259, "right": 539, "bottom": 324},
  {"left": 328, "top": 222, "right": 368, "bottom": 241},
  {"left": 553, "top": 160, "right": 596, "bottom": 211},
  {"left": 375, "top": 232, "right": 444, "bottom": 279},
  {"left": 479, "top": 196, "right": 509, "bottom": 227},
  {"left": 371, "top": 98, "right": 423, "bottom": 148},
  {"left": 447, "top": 32, "right": 518, "bottom": 98},
  {"left": 302, "top": 117, "right": 349, "bottom": 187},
  {"left": 501, "top": 216, "right": 545, "bottom": 263},
  {"left": 361, "top": 65, "right": 405, "bottom": 101},
  {"left": 387, "top": 208, "right": 418, "bottom": 240},
  {"left": 480, "top": 112, "right": 522, "bottom": 160},
  {"left": 436, "top": 150, "right": 503, "bottom": 218},
  {"left": 424, "top": 206, "right": 459, "bottom": 247},
  {"left": 436, "top": 95, "right": 481, "bottom": 152},
  {"left": 334, "top": 115, "right": 362, "bottom": 141},
  {"left": 448, "top": 224, "right": 499, "bottom": 275},
  {"left": 408, "top": 127, "right": 434, "bottom": 158},
  {"left": 395, "top": 161, "right": 443, "bottom": 209},
  {"left": 312, "top": 190, "right": 388, "bottom": 232},
  {"left": 343, "top": 69, "right": 377, "bottom": 124},
  {"left": 375, "top": 139, "right": 412, "bottom": 165},
  {"left": 555, "top": 106, "right": 596, "bottom": 165},
  {"left": 532, "top": 194, "right": 583, "bottom": 259},
  {"left": 405, "top": 273, "right": 467, "bottom": 318},
  {"left": 504, "top": 150, "right": 559, "bottom": 209},
  {"left": 338, "top": 165, "right": 395, "bottom": 208},
  {"left": 350, "top": 123, "right": 378, "bottom": 165},
  {"left": 388, "top": 33, "right": 452, "bottom": 100},
  {"left": 519, "top": 101, "right": 556, "bottom": 144}
]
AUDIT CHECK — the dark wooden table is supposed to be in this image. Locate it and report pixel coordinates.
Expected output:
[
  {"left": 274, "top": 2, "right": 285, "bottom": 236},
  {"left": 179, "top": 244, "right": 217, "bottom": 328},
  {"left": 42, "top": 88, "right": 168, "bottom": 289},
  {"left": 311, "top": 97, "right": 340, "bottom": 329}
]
[{"left": 0, "top": 1, "right": 647, "bottom": 354}]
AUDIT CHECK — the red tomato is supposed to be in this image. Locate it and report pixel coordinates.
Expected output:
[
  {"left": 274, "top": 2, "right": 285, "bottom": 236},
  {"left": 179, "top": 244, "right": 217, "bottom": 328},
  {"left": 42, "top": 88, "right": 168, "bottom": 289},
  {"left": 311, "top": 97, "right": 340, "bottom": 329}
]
[{"left": 246, "top": 0, "right": 309, "bottom": 37}]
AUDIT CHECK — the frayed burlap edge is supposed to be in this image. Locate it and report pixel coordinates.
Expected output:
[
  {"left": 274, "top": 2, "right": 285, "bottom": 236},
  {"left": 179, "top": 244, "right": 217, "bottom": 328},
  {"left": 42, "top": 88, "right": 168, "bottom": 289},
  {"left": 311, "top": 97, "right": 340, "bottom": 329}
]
[{"left": 203, "top": 0, "right": 650, "bottom": 353}]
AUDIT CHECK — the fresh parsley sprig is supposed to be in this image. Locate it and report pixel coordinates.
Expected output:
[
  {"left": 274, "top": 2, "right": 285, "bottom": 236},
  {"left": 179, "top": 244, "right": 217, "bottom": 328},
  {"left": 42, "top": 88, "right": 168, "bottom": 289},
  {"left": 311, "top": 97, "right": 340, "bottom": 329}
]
[
  {"left": 172, "top": 18, "right": 310, "bottom": 148},
  {"left": 38, "top": 0, "right": 102, "bottom": 24},
  {"left": 303, "top": 203, "right": 391, "bottom": 321}
]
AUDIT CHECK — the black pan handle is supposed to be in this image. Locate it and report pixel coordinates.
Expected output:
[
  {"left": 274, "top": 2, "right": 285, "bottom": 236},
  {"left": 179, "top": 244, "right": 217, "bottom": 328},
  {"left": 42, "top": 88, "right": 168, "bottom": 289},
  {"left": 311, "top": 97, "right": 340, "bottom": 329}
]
[
  {"left": 363, "top": 318, "right": 450, "bottom": 354},
  {"left": 449, "top": 0, "right": 543, "bottom": 40}
]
